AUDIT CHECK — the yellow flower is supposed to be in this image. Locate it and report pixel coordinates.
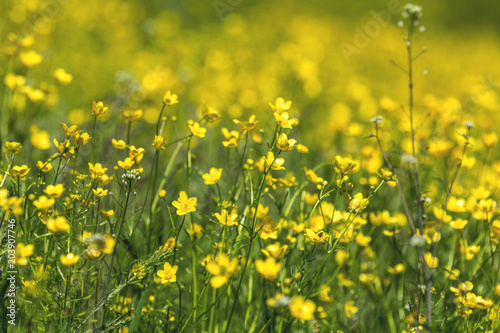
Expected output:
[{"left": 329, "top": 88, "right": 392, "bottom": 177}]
[
  {"left": 233, "top": 115, "right": 259, "bottom": 134},
  {"left": 269, "top": 97, "right": 292, "bottom": 114},
  {"left": 30, "top": 126, "right": 51, "bottom": 150},
  {"left": 25, "top": 87, "right": 46, "bottom": 103},
  {"left": 274, "top": 112, "right": 299, "bottom": 129},
  {"left": 61, "top": 123, "right": 80, "bottom": 137},
  {"left": 20, "top": 50, "right": 43, "bottom": 67},
  {"left": 297, "top": 144, "right": 309, "bottom": 154},
  {"left": 112, "top": 139, "right": 128, "bottom": 149},
  {"left": 348, "top": 193, "right": 369, "bottom": 212},
  {"left": 93, "top": 188, "right": 108, "bottom": 197},
  {"left": 483, "top": 132, "right": 498, "bottom": 149},
  {"left": 261, "top": 242, "right": 288, "bottom": 259},
  {"left": 334, "top": 155, "right": 358, "bottom": 175},
  {"left": 289, "top": 296, "right": 316, "bottom": 320},
  {"left": 157, "top": 262, "right": 178, "bottom": 284},
  {"left": 4, "top": 73, "right": 26, "bottom": 90},
  {"left": 424, "top": 252, "right": 438, "bottom": 268},
  {"left": 37, "top": 161, "right": 53, "bottom": 172},
  {"left": 60, "top": 253, "right": 80, "bottom": 266},
  {"left": 158, "top": 189, "right": 167, "bottom": 198},
  {"left": 159, "top": 237, "right": 178, "bottom": 251},
  {"left": 74, "top": 132, "right": 91, "bottom": 145},
  {"left": 449, "top": 218, "right": 468, "bottom": 230},
  {"left": 122, "top": 109, "right": 143, "bottom": 122},
  {"left": 202, "top": 168, "right": 223, "bottom": 185},
  {"left": 47, "top": 216, "right": 70, "bottom": 233},
  {"left": 255, "top": 257, "right": 282, "bottom": 280},
  {"left": 264, "top": 151, "right": 285, "bottom": 171},
  {"left": 153, "top": 135, "right": 167, "bottom": 150},
  {"left": 53, "top": 68, "right": 73, "bottom": 85},
  {"left": 387, "top": 264, "right": 405, "bottom": 274},
  {"left": 44, "top": 184, "right": 65, "bottom": 198},
  {"left": 118, "top": 157, "right": 135, "bottom": 170},
  {"left": 276, "top": 133, "right": 297, "bottom": 152},
  {"left": 205, "top": 253, "right": 238, "bottom": 288},
  {"left": 201, "top": 101, "right": 220, "bottom": 122},
  {"left": 221, "top": 128, "right": 240, "bottom": 148},
  {"left": 344, "top": 301, "right": 358, "bottom": 318},
  {"left": 304, "top": 167, "right": 324, "bottom": 184},
  {"left": 214, "top": 209, "right": 238, "bottom": 226},
  {"left": 304, "top": 229, "right": 330, "bottom": 243},
  {"left": 450, "top": 281, "right": 473, "bottom": 296},
  {"left": 100, "top": 209, "right": 114, "bottom": 220},
  {"left": 163, "top": 91, "right": 179, "bottom": 105},
  {"left": 4, "top": 141, "right": 23, "bottom": 154},
  {"left": 91, "top": 101, "right": 109, "bottom": 117},
  {"left": 172, "top": 191, "right": 197, "bottom": 215},
  {"left": 188, "top": 120, "right": 206, "bottom": 138},
  {"left": 318, "top": 285, "right": 334, "bottom": 303},
  {"left": 88, "top": 163, "right": 108, "bottom": 179},
  {"left": 9, "top": 165, "right": 30, "bottom": 178},
  {"left": 33, "top": 195, "right": 55, "bottom": 210},
  {"left": 15, "top": 243, "right": 34, "bottom": 266}
]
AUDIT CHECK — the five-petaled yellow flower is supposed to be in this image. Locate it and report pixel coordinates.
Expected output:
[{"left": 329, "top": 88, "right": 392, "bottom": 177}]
[
  {"left": 163, "top": 91, "right": 179, "bottom": 105},
  {"left": 44, "top": 184, "right": 65, "bottom": 198},
  {"left": 202, "top": 168, "right": 223, "bottom": 185},
  {"left": 214, "top": 209, "right": 238, "bottom": 226},
  {"left": 157, "top": 262, "right": 178, "bottom": 284},
  {"left": 269, "top": 97, "right": 292, "bottom": 114},
  {"left": 289, "top": 296, "right": 316, "bottom": 320},
  {"left": 205, "top": 253, "right": 238, "bottom": 288},
  {"left": 188, "top": 120, "right": 206, "bottom": 138},
  {"left": 9, "top": 165, "right": 30, "bottom": 178},
  {"left": 255, "top": 257, "right": 282, "bottom": 281},
  {"left": 60, "top": 253, "right": 80, "bottom": 266},
  {"left": 122, "top": 109, "right": 143, "bottom": 122},
  {"left": 91, "top": 101, "right": 109, "bottom": 117},
  {"left": 172, "top": 191, "right": 197, "bottom": 215},
  {"left": 5, "top": 141, "right": 23, "bottom": 154},
  {"left": 276, "top": 133, "right": 297, "bottom": 152},
  {"left": 153, "top": 135, "right": 167, "bottom": 150}
]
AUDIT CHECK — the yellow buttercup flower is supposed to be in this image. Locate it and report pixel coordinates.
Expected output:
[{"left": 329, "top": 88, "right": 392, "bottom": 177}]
[
  {"left": 91, "top": 101, "right": 109, "bottom": 117},
  {"left": 202, "top": 168, "right": 223, "bottom": 185},
  {"left": 344, "top": 301, "right": 358, "bottom": 318},
  {"left": 152, "top": 135, "right": 167, "bottom": 150},
  {"left": 214, "top": 209, "right": 238, "bottom": 226},
  {"left": 304, "top": 167, "right": 324, "bottom": 184},
  {"left": 112, "top": 139, "right": 128, "bottom": 149},
  {"left": 318, "top": 285, "right": 334, "bottom": 303},
  {"left": 33, "top": 195, "right": 55, "bottom": 210},
  {"left": 44, "top": 184, "right": 65, "bottom": 198},
  {"left": 15, "top": 243, "right": 34, "bottom": 266},
  {"left": 424, "top": 252, "right": 439, "bottom": 268},
  {"left": 483, "top": 132, "right": 498, "bottom": 149},
  {"left": 162, "top": 91, "right": 179, "bottom": 105},
  {"left": 297, "top": 144, "right": 309, "bottom": 154},
  {"left": 304, "top": 229, "right": 330, "bottom": 243},
  {"left": 348, "top": 193, "right": 369, "bottom": 212},
  {"left": 60, "top": 253, "right": 80, "bottom": 266},
  {"left": 450, "top": 281, "right": 473, "bottom": 296},
  {"left": 46, "top": 216, "right": 70, "bottom": 233},
  {"left": 274, "top": 112, "right": 299, "bottom": 129},
  {"left": 118, "top": 157, "right": 135, "bottom": 170},
  {"left": 93, "top": 188, "right": 108, "bottom": 197},
  {"left": 188, "top": 120, "right": 206, "bottom": 138},
  {"left": 264, "top": 151, "right": 285, "bottom": 171},
  {"left": 261, "top": 242, "right": 288, "bottom": 259},
  {"left": 158, "top": 189, "right": 167, "bottom": 198},
  {"left": 9, "top": 165, "right": 30, "bottom": 178},
  {"left": 289, "top": 296, "right": 316, "bottom": 320},
  {"left": 53, "top": 68, "right": 73, "bottom": 85},
  {"left": 88, "top": 163, "right": 108, "bottom": 179},
  {"left": 233, "top": 115, "right": 259, "bottom": 134},
  {"left": 20, "top": 50, "right": 43, "bottom": 67},
  {"left": 205, "top": 253, "right": 238, "bottom": 288},
  {"left": 387, "top": 264, "right": 405, "bottom": 274},
  {"left": 334, "top": 155, "right": 358, "bottom": 175},
  {"left": 4, "top": 73, "right": 26, "bottom": 91},
  {"left": 269, "top": 97, "right": 292, "bottom": 114},
  {"left": 172, "top": 191, "right": 197, "bottom": 215},
  {"left": 100, "top": 209, "right": 114, "bottom": 220},
  {"left": 30, "top": 126, "right": 51, "bottom": 150},
  {"left": 276, "top": 133, "right": 297, "bottom": 152},
  {"left": 37, "top": 161, "right": 53, "bottom": 172},
  {"left": 157, "top": 262, "right": 178, "bottom": 284},
  {"left": 255, "top": 257, "right": 282, "bottom": 281},
  {"left": 61, "top": 123, "right": 80, "bottom": 137},
  {"left": 4, "top": 141, "right": 23, "bottom": 154},
  {"left": 74, "top": 132, "right": 91, "bottom": 145},
  {"left": 221, "top": 128, "right": 240, "bottom": 148},
  {"left": 201, "top": 101, "right": 220, "bottom": 122},
  {"left": 122, "top": 109, "right": 143, "bottom": 123}
]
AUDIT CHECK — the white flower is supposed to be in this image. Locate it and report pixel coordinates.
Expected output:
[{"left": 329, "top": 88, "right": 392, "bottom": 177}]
[
  {"left": 465, "top": 121, "right": 474, "bottom": 128},
  {"left": 370, "top": 116, "right": 383, "bottom": 124}
]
